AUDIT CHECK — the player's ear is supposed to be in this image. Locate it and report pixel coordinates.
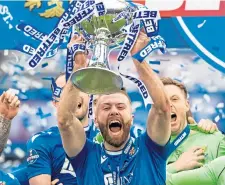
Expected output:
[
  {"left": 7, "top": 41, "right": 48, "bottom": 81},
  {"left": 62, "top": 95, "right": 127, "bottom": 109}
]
[{"left": 185, "top": 99, "right": 190, "bottom": 112}]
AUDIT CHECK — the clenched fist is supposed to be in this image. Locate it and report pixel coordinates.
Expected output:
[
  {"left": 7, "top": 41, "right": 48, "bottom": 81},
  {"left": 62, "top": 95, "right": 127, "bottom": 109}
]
[
  {"left": 0, "top": 89, "right": 20, "bottom": 120},
  {"left": 131, "top": 31, "right": 150, "bottom": 57}
]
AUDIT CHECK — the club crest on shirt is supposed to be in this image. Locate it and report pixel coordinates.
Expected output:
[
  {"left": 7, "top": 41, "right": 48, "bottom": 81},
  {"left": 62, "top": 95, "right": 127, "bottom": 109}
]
[
  {"left": 129, "top": 147, "right": 135, "bottom": 156},
  {"left": 27, "top": 149, "right": 39, "bottom": 164}
]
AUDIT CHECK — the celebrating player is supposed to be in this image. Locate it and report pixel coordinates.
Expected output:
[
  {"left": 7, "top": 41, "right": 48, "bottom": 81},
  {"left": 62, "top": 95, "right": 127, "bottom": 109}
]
[
  {"left": 0, "top": 90, "right": 21, "bottom": 185},
  {"left": 57, "top": 31, "right": 176, "bottom": 185},
  {"left": 24, "top": 51, "right": 98, "bottom": 185},
  {"left": 161, "top": 78, "right": 225, "bottom": 174}
]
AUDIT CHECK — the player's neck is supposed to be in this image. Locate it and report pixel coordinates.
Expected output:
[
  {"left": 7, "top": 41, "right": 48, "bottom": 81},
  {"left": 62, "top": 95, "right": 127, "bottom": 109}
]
[
  {"left": 104, "top": 135, "right": 130, "bottom": 152},
  {"left": 171, "top": 120, "right": 188, "bottom": 137}
]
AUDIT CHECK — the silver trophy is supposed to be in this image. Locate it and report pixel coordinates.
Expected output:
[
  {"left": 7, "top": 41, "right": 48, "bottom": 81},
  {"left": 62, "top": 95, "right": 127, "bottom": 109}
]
[{"left": 71, "top": 0, "right": 136, "bottom": 94}]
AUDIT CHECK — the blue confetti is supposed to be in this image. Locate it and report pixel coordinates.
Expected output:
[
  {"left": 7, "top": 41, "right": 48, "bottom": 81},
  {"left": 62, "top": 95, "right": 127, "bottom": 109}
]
[
  {"left": 36, "top": 107, "right": 52, "bottom": 119},
  {"left": 153, "top": 69, "right": 159, "bottom": 74},
  {"left": 14, "top": 64, "right": 24, "bottom": 71},
  {"left": 0, "top": 74, "right": 8, "bottom": 84},
  {"left": 22, "top": 117, "right": 31, "bottom": 128},
  {"left": 42, "top": 63, "right": 48, "bottom": 68},
  {"left": 193, "top": 56, "right": 201, "bottom": 63},
  {"left": 180, "top": 64, "right": 185, "bottom": 68},
  {"left": 149, "top": 61, "right": 160, "bottom": 65},
  {"left": 42, "top": 77, "right": 52, "bottom": 81}
]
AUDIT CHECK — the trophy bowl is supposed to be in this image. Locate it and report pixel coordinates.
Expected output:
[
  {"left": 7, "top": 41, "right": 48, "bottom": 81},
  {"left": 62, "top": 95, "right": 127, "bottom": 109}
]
[{"left": 71, "top": 0, "right": 137, "bottom": 94}]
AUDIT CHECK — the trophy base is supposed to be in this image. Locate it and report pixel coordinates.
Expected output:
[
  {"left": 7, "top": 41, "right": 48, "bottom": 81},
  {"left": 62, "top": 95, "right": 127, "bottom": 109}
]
[{"left": 71, "top": 67, "right": 123, "bottom": 95}]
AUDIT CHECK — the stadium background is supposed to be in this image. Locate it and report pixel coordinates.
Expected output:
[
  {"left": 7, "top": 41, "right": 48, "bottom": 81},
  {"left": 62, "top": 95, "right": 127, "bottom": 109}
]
[{"left": 0, "top": 0, "right": 225, "bottom": 178}]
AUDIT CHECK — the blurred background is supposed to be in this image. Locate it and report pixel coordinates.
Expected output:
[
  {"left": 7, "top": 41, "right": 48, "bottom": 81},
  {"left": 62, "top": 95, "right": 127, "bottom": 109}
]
[{"left": 0, "top": 48, "right": 225, "bottom": 173}]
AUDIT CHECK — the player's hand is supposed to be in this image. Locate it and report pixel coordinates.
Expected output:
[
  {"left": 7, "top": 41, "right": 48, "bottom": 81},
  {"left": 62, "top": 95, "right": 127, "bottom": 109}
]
[
  {"left": 68, "top": 34, "right": 88, "bottom": 71},
  {"left": 188, "top": 117, "right": 218, "bottom": 134},
  {"left": 0, "top": 90, "right": 20, "bottom": 120},
  {"left": 51, "top": 179, "right": 63, "bottom": 185},
  {"left": 130, "top": 30, "right": 150, "bottom": 57},
  {"left": 173, "top": 146, "right": 205, "bottom": 172}
]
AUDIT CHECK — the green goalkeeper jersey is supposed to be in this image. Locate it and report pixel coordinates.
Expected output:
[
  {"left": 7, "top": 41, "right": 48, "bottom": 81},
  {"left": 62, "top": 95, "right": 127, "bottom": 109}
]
[
  {"left": 167, "top": 125, "right": 225, "bottom": 173},
  {"left": 167, "top": 156, "right": 225, "bottom": 185}
]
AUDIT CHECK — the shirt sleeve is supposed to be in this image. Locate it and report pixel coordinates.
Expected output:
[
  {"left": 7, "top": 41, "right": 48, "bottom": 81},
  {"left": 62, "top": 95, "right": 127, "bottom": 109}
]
[
  {"left": 166, "top": 156, "right": 225, "bottom": 185},
  {"left": 68, "top": 139, "right": 95, "bottom": 172},
  {"left": 6, "top": 173, "right": 21, "bottom": 185},
  {"left": 141, "top": 132, "right": 171, "bottom": 160},
  {"left": 216, "top": 132, "right": 225, "bottom": 157},
  {"left": 26, "top": 134, "right": 52, "bottom": 179},
  {"left": 12, "top": 167, "right": 29, "bottom": 185}
]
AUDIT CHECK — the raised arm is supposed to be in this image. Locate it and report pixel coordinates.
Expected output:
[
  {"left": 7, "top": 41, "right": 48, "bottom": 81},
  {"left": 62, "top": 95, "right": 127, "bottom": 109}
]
[
  {"left": 131, "top": 32, "right": 171, "bottom": 146},
  {"left": 57, "top": 35, "right": 88, "bottom": 157},
  {"left": 0, "top": 89, "right": 20, "bottom": 155}
]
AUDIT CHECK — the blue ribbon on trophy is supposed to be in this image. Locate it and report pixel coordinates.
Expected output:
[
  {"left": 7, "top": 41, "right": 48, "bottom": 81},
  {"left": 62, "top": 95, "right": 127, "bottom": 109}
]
[
  {"left": 51, "top": 78, "right": 63, "bottom": 101},
  {"left": 88, "top": 94, "right": 94, "bottom": 119},
  {"left": 66, "top": 41, "right": 86, "bottom": 81},
  {"left": 16, "top": 43, "right": 59, "bottom": 59},
  {"left": 17, "top": 22, "right": 48, "bottom": 42},
  {"left": 132, "top": 35, "right": 166, "bottom": 62}
]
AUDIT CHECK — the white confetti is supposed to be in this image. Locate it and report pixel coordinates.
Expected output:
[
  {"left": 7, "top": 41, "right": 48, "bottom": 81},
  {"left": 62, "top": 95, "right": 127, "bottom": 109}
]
[
  {"left": 214, "top": 115, "right": 220, "bottom": 122},
  {"left": 197, "top": 20, "right": 206, "bottom": 28},
  {"left": 14, "top": 148, "right": 25, "bottom": 159},
  {"left": 203, "top": 94, "right": 211, "bottom": 103},
  {"left": 216, "top": 102, "right": 224, "bottom": 109}
]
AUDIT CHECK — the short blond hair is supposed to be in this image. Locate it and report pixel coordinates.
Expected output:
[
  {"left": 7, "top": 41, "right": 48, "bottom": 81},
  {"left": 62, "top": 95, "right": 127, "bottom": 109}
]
[{"left": 161, "top": 77, "right": 188, "bottom": 99}]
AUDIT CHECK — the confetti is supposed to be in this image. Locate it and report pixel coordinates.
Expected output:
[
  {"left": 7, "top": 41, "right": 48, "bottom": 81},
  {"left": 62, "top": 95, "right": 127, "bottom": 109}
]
[
  {"left": 214, "top": 115, "right": 220, "bottom": 122},
  {"left": 203, "top": 94, "right": 211, "bottom": 103},
  {"left": 14, "top": 148, "right": 26, "bottom": 159},
  {"left": 0, "top": 74, "right": 8, "bottom": 84},
  {"left": 36, "top": 107, "right": 52, "bottom": 119},
  {"left": 216, "top": 102, "right": 224, "bottom": 109},
  {"left": 197, "top": 20, "right": 206, "bottom": 28},
  {"left": 42, "top": 63, "right": 48, "bottom": 68}
]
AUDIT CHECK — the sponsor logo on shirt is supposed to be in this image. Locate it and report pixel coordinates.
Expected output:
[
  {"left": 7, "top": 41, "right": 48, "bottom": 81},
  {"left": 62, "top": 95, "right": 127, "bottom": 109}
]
[
  {"left": 27, "top": 149, "right": 39, "bottom": 164},
  {"left": 174, "top": 132, "right": 187, "bottom": 146},
  {"left": 129, "top": 147, "right": 135, "bottom": 156}
]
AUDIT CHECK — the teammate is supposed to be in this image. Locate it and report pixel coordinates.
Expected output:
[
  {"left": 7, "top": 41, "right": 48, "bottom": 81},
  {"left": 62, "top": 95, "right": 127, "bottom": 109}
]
[
  {"left": 160, "top": 77, "right": 225, "bottom": 174},
  {"left": 0, "top": 90, "right": 21, "bottom": 185},
  {"left": 26, "top": 64, "right": 98, "bottom": 184}
]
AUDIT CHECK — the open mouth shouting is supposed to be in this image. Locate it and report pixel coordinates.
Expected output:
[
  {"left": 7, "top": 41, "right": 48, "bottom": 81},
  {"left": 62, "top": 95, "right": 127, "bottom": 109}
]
[
  {"left": 109, "top": 120, "right": 123, "bottom": 136},
  {"left": 171, "top": 112, "right": 177, "bottom": 123}
]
